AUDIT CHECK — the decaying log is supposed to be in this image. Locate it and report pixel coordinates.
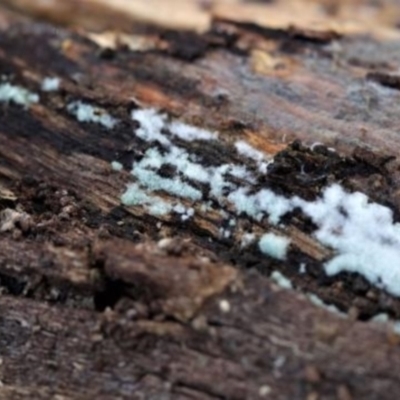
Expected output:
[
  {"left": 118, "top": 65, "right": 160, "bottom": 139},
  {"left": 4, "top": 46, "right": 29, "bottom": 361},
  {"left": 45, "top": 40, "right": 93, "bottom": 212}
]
[{"left": 0, "top": 1, "right": 400, "bottom": 399}]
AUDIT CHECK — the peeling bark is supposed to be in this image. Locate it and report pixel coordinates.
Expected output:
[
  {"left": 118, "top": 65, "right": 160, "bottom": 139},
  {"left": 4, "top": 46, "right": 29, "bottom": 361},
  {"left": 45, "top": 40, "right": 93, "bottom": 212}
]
[{"left": 0, "top": 1, "right": 399, "bottom": 399}]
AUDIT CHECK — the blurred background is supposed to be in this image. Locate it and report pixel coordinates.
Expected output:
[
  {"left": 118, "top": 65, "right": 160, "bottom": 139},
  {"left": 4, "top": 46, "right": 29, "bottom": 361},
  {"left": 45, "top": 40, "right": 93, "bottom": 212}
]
[{"left": 0, "top": 0, "right": 399, "bottom": 39}]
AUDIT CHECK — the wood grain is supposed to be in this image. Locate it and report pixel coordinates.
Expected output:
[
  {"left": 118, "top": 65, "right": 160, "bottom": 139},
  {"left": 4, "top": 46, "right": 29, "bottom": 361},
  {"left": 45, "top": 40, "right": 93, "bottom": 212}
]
[{"left": 0, "top": 2, "right": 398, "bottom": 399}]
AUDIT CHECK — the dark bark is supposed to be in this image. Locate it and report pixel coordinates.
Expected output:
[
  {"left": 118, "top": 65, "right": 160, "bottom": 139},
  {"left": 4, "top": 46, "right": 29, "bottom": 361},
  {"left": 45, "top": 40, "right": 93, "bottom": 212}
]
[{"left": 0, "top": 2, "right": 399, "bottom": 399}]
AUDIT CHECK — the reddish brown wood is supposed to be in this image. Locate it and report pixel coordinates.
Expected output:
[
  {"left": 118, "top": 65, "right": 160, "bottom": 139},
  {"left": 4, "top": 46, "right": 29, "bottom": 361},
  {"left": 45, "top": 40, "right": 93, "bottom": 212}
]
[{"left": 0, "top": 2, "right": 399, "bottom": 399}]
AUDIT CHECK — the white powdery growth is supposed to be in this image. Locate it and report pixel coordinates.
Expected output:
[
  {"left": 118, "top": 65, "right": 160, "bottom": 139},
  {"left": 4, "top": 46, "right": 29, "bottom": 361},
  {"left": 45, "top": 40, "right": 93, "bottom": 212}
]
[
  {"left": 129, "top": 144, "right": 256, "bottom": 203},
  {"left": 121, "top": 183, "right": 194, "bottom": 218},
  {"left": 370, "top": 313, "right": 390, "bottom": 324},
  {"left": 162, "top": 146, "right": 210, "bottom": 182},
  {"left": 111, "top": 161, "right": 123, "bottom": 171},
  {"left": 235, "top": 140, "right": 270, "bottom": 174},
  {"left": 41, "top": 77, "right": 60, "bottom": 92},
  {"left": 259, "top": 233, "right": 291, "bottom": 260},
  {"left": 0, "top": 83, "right": 39, "bottom": 107},
  {"left": 173, "top": 203, "right": 195, "bottom": 221},
  {"left": 128, "top": 107, "right": 257, "bottom": 203},
  {"left": 207, "top": 165, "right": 231, "bottom": 198},
  {"left": 121, "top": 183, "right": 173, "bottom": 216},
  {"left": 132, "top": 108, "right": 218, "bottom": 145},
  {"left": 181, "top": 207, "right": 195, "bottom": 221},
  {"left": 243, "top": 183, "right": 400, "bottom": 297},
  {"left": 235, "top": 140, "right": 264, "bottom": 163},
  {"left": 226, "top": 182, "right": 400, "bottom": 297},
  {"left": 228, "top": 187, "right": 294, "bottom": 224},
  {"left": 68, "top": 101, "right": 118, "bottom": 129},
  {"left": 240, "top": 232, "right": 256, "bottom": 248},
  {"left": 132, "top": 108, "right": 170, "bottom": 146},
  {"left": 370, "top": 313, "right": 400, "bottom": 336},
  {"left": 125, "top": 106, "right": 400, "bottom": 299},
  {"left": 169, "top": 121, "right": 218, "bottom": 141},
  {"left": 219, "top": 228, "right": 231, "bottom": 239},
  {"left": 132, "top": 155, "right": 202, "bottom": 201},
  {"left": 294, "top": 184, "right": 400, "bottom": 297},
  {"left": 270, "top": 271, "right": 292, "bottom": 289},
  {"left": 228, "top": 165, "right": 256, "bottom": 182}
]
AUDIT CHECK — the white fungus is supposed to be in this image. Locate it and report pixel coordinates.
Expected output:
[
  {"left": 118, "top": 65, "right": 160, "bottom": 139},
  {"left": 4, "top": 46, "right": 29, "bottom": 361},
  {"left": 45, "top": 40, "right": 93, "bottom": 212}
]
[
  {"left": 294, "top": 184, "right": 400, "bottom": 297},
  {"left": 131, "top": 108, "right": 170, "bottom": 146},
  {"left": 174, "top": 205, "right": 195, "bottom": 221},
  {"left": 270, "top": 271, "right": 293, "bottom": 289},
  {"left": 132, "top": 163, "right": 202, "bottom": 201},
  {"left": 169, "top": 120, "right": 218, "bottom": 141},
  {"left": 200, "top": 201, "right": 213, "bottom": 213},
  {"left": 229, "top": 187, "right": 294, "bottom": 224},
  {"left": 219, "top": 228, "right": 231, "bottom": 239},
  {"left": 131, "top": 108, "right": 218, "bottom": 145},
  {"left": 68, "top": 101, "right": 118, "bottom": 129},
  {"left": 126, "top": 140, "right": 253, "bottom": 204},
  {"left": 370, "top": 313, "right": 400, "bottom": 336},
  {"left": 393, "top": 322, "right": 400, "bottom": 335},
  {"left": 162, "top": 146, "right": 210, "bottom": 182},
  {"left": 370, "top": 313, "right": 390, "bottom": 324},
  {"left": 41, "top": 77, "right": 60, "bottom": 92},
  {"left": 0, "top": 82, "right": 39, "bottom": 107},
  {"left": 173, "top": 204, "right": 186, "bottom": 214},
  {"left": 239, "top": 182, "right": 400, "bottom": 298},
  {"left": 208, "top": 165, "right": 234, "bottom": 198},
  {"left": 111, "top": 161, "right": 123, "bottom": 171},
  {"left": 235, "top": 140, "right": 270, "bottom": 173},
  {"left": 240, "top": 232, "right": 256, "bottom": 248},
  {"left": 259, "top": 233, "right": 291, "bottom": 261},
  {"left": 121, "top": 183, "right": 173, "bottom": 216},
  {"left": 148, "top": 201, "right": 174, "bottom": 216},
  {"left": 127, "top": 108, "right": 257, "bottom": 208},
  {"left": 227, "top": 164, "right": 256, "bottom": 182},
  {"left": 235, "top": 140, "right": 264, "bottom": 161},
  {"left": 122, "top": 106, "right": 400, "bottom": 299}
]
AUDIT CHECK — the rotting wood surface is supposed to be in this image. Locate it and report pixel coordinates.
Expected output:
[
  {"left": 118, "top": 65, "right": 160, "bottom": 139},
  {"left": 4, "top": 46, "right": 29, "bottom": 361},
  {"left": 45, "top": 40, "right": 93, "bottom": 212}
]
[{"left": 0, "top": 1, "right": 400, "bottom": 399}]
